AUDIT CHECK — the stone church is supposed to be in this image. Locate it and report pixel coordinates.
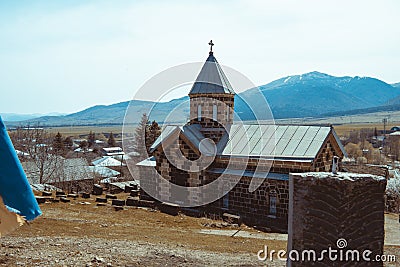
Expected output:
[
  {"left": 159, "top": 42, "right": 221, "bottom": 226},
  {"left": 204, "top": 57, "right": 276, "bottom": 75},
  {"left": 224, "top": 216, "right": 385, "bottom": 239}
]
[{"left": 138, "top": 43, "right": 347, "bottom": 229}]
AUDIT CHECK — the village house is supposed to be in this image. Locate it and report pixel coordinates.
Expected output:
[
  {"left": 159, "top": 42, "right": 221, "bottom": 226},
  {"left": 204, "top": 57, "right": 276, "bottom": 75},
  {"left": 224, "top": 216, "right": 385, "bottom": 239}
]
[
  {"left": 23, "top": 156, "right": 120, "bottom": 193},
  {"left": 102, "top": 147, "right": 124, "bottom": 156},
  {"left": 137, "top": 44, "right": 347, "bottom": 229}
]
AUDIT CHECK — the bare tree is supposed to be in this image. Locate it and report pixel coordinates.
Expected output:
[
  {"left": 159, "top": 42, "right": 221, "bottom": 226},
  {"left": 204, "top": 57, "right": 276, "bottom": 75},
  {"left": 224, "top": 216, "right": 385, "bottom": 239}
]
[
  {"left": 388, "top": 139, "right": 400, "bottom": 161},
  {"left": 10, "top": 125, "right": 62, "bottom": 184},
  {"left": 386, "top": 178, "right": 400, "bottom": 214}
]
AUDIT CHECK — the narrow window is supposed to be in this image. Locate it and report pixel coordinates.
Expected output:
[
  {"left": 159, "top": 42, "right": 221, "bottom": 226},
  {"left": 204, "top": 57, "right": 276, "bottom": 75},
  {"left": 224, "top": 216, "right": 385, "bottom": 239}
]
[
  {"left": 197, "top": 105, "right": 202, "bottom": 121},
  {"left": 269, "top": 190, "right": 277, "bottom": 216},
  {"left": 223, "top": 193, "right": 229, "bottom": 209},
  {"left": 213, "top": 104, "right": 217, "bottom": 121}
]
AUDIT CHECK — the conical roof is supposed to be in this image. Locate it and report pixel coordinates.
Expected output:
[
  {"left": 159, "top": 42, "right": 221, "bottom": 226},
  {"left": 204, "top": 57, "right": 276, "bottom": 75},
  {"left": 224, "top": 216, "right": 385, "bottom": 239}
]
[{"left": 189, "top": 52, "right": 235, "bottom": 95}]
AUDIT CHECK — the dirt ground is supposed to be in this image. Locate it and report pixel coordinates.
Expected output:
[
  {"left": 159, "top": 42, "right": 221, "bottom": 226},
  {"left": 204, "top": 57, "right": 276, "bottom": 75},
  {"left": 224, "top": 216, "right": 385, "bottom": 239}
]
[
  {"left": 0, "top": 195, "right": 286, "bottom": 267},
  {"left": 1, "top": 194, "right": 399, "bottom": 266}
]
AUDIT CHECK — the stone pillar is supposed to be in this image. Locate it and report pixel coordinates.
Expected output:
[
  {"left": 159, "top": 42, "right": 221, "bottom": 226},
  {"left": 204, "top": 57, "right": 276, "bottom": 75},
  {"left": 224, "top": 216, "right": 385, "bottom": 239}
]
[{"left": 288, "top": 172, "right": 386, "bottom": 266}]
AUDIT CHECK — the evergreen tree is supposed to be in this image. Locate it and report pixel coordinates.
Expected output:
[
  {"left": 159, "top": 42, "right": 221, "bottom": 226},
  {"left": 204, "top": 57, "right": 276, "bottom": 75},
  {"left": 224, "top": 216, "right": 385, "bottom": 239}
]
[
  {"left": 63, "top": 136, "right": 73, "bottom": 150},
  {"left": 88, "top": 131, "right": 96, "bottom": 147},
  {"left": 53, "top": 132, "right": 65, "bottom": 154},
  {"left": 133, "top": 113, "right": 149, "bottom": 158},
  {"left": 79, "top": 140, "right": 88, "bottom": 150},
  {"left": 97, "top": 133, "right": 107, "bottom": 141},
  {"left": 107, "top": 132, "right": 116, "bottom": 147},
  {"left": 146, "top": 120, "right": 161, "bottom": 151}
]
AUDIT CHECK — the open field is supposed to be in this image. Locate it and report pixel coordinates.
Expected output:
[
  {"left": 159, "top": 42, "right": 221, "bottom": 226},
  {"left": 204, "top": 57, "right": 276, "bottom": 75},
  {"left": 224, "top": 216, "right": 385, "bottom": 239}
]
[
  {"left": 1, "top": 193, "right": 399, "bottom": 266},
  {"left": 332, "top": 123, "right": 399, "bottom": 136},
  {"left": 45, "top": 121, "right": 399, "bottom": 140},
  {"left": 276, "top": 111, "right": 400, "bottom": 126},
  {"left": 46, "top": 126, "right": 126, "bottom": 137}
]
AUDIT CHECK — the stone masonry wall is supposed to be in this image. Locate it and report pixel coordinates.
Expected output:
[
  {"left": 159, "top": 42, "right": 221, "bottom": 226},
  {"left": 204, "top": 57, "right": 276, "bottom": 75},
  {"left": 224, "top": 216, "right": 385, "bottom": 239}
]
[
  {"left": 225, "top": 176, "right": 289, "bottom": 227},
  {"left": 189, "top": 94, "right": 234, "bottom": 127},
  {"left": 288, "top": 172, "right": 387, "bottom": 266}
]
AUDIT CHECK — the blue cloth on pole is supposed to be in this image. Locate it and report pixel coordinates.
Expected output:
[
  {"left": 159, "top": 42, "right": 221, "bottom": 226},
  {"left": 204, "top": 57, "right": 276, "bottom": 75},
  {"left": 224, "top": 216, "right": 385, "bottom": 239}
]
[{"left": 0, "top": 117, "right": 42, "bottom": 221}]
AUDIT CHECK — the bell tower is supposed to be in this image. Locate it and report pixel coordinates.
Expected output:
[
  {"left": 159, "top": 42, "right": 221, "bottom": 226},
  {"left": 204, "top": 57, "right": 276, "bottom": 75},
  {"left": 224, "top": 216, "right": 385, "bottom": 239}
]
[{"left": 188, "top": 41, "right": 235, "bottom": 143}]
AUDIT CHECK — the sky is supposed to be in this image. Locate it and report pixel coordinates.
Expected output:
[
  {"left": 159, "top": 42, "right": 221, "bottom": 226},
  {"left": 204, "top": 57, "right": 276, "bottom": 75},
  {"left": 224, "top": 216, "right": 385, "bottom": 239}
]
[{"left": 0, "top": 0, "right": 399, "bottom": 114}]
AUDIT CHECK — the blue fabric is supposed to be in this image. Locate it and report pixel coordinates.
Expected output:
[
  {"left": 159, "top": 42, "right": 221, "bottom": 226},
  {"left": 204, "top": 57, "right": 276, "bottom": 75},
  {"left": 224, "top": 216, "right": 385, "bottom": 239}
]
[{"left": 0, "top": 117, "right": 41, "bottom": 220}]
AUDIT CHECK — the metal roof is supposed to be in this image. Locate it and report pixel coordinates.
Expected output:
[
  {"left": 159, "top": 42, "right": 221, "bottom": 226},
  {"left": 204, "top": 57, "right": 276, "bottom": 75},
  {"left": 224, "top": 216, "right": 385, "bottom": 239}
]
[
  {"left": 91, "top": 156, "right": 125, "bottom": 167},
  {"left": 86, "top": 166, "right": 120, "bottom": 178},
  {"left": 23, "top": 157, "right": 93, "bottom": 184},
  {"left": 149, "top": 124, "right": 215, "bottom": 155},
  {"left": 218, "top": 124, "right": 335, "bottom": 159},
  {"left": 188, "top": 52, "right": 235, "bottom": 95},
  {"left": 136, "top": 156, "right": 156, "bottom": 167},
  {"left": 148, "top": 123, "right": 345, "bottom": 161}
]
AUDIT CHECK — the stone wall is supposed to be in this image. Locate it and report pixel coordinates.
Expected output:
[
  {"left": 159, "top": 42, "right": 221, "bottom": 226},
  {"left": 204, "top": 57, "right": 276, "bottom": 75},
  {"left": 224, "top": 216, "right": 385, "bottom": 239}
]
[
  {"left": 288, "top": 172, "right": 386, "bottom": 266},
  {"left": 314, "top": 135, "right": 343, "bottom": 172},
  {"left": 216, "top": 176, "right": 290, "bottom": 229},
  {"left": 189, "top": 94, "right": 234, "bottom": 127},
  {"left": 341, "top": 162, "right": 388, "bottom": 178},
  {"left": 50, "top": 179, "right": 94, "bottom": 194}
]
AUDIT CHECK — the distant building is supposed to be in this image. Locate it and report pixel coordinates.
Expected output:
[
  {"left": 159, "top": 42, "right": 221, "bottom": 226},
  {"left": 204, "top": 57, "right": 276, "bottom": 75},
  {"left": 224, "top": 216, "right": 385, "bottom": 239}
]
[
  {"left": 74, "top": 147, "right": 93, "bottom": 153},
  {"left": 92, "top": 156, "right": 125, "bottom": 167},
  {"left": 23, "top": 157, "right": 95, "bottom": 193},
  {"left": 102, "top": 147, "right": 124, "bottom": 156},
  {"left": 390, "top": 126, "right": 400, "bottom": 132},
  {"left": 137, "top": 47, "right": 347, "bottom": 230},
  {"left": 389, "top": 131, "right": 400, "bottom": 142}
]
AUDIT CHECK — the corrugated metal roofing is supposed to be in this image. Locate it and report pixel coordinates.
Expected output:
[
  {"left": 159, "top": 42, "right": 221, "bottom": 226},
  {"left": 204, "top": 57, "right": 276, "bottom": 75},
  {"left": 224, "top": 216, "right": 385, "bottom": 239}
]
[
  {"left": 219, "top": 124, "right": 333, "bottom": 159},
  {"left": 92, "top": 156, "right": 125, "bottom": 167},
  {"left": 149, "top": 124, "right": 214, "bottom": 155},
  {"left": 136, "top": 156, "right": 156, "bottom": 167},
  {"left": 188, "top": 53, "right": 235, "bottom": 95},
  {"left": 148, "top": 123, "right": 344, "bottom": 161},
  {"left": 86, "top": 166, "right": 120, "bottom": 178}
]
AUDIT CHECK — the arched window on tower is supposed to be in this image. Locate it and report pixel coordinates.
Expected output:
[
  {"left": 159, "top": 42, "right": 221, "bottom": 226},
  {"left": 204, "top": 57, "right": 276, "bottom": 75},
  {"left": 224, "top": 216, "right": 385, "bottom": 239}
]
[
  {"left": 197, "top": 105, "right": 202, "bottom": 121},
  {"left": 213, "top": 104, "right": 217, "bottom": 121}
]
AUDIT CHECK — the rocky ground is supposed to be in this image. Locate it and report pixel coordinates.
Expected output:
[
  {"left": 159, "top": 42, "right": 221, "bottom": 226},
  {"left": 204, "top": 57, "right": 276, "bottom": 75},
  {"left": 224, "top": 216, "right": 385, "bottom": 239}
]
[
  {"left": 0, "top": 194, "right": 286, "bottom": 266},
  {"left": 0, "top": 193, "right": 399, "bottom": 266}
]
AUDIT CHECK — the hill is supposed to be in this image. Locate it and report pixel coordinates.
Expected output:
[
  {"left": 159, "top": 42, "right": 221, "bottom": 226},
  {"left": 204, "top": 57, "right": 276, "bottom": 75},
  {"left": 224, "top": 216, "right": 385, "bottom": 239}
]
[
  {"left": 241, "top": 71, "right": 400, "bottom": 118},
  {"left": 387, "top": 95, "right": 400, "bottom": 106},
  {"left": 392, "top": 82, "right": 400, "bottom": 89},
  {"left": 0, "top": 112, "right": 66, "bottom": 122},
  {"left": 6, "top": 72, "right": 400, "bottom": 126}
]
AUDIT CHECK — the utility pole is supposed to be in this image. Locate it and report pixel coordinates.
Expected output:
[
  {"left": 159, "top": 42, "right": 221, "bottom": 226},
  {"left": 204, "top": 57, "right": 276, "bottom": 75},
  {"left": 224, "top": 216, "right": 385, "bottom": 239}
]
[
  {"left": 383, "top": 118, "right": 387, "bottom": 136},
  {"left": 383, "top": 118, "right": 387, "bottom": 152}
]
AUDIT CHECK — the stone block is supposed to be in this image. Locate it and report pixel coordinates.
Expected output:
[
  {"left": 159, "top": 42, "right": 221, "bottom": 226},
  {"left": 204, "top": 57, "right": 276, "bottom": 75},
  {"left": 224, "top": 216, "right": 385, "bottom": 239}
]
[
  {"left": 92, "top": 184, "right": 103, "bottom": 195},
  {"left": 105, "top": 194, "right": 117, "bottom": 199},
  {"left": 60, "top": 197, "right": 70, "bottom": 203},
  {"left": 42, "top": 191, "right": 52, "bottom": 197},
  {"left": 112, "top": 199, "right": 125, "bottom": 207},
  {"left": 81, "top": 192, "right": 90, "bottom": 199},
  {"left": 288, "top": 172, "right": 386, "bottom": 267},
  {"left": 126, "top": 197, "right": 139, "bottom": 206},
  {"left": 159, "top": 202, "right": 180, "bottom": 216},
  {"left": 95, "top": 197, "right": 107, "bottom": 203}
]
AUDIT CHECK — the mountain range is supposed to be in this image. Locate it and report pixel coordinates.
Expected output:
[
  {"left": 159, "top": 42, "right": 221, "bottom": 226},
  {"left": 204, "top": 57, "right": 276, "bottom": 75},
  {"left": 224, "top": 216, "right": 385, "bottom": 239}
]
[
  {"left": 4, "top": 71, "right": 400, "bottom": 126},
  {"left": 0, "top": 112, "right": 67, "bottom": 122}
]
